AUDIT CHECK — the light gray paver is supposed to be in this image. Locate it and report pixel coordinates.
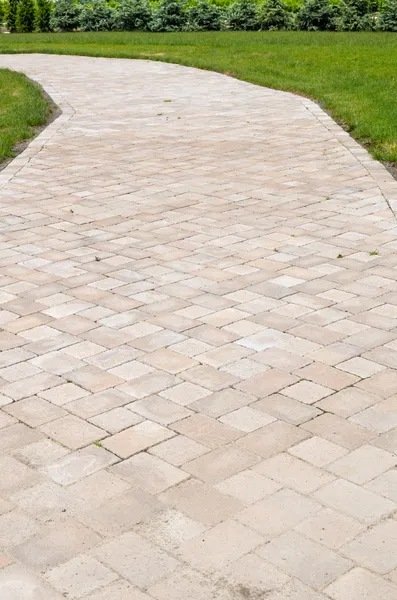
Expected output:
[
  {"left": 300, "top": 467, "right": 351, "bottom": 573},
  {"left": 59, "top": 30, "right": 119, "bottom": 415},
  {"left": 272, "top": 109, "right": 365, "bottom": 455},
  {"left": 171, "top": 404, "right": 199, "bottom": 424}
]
[{"left": 0, "top": 54, "right": 397, "bottom": 598}]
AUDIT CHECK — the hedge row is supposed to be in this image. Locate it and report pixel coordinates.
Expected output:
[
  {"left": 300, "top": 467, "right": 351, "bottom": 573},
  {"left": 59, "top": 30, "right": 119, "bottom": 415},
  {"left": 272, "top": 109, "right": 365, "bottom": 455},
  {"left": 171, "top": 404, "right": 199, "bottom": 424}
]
[{"left": 2, "top": 0, "right": 397, "bottom": 33}]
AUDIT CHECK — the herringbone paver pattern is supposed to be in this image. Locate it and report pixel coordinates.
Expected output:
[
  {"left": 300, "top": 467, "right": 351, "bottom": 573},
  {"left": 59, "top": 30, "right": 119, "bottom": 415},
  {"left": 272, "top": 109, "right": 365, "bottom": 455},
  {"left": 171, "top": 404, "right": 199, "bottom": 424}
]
[{"left": 0, "top": 54, "right": 397, "bottom": 599}]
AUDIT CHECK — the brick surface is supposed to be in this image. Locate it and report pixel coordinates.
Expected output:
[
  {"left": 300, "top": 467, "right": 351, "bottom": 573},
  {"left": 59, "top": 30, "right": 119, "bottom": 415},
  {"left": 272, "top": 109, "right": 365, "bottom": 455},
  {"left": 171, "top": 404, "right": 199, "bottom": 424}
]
[{"left": 0, "top": 54, "right": 397, "bottom": 598}]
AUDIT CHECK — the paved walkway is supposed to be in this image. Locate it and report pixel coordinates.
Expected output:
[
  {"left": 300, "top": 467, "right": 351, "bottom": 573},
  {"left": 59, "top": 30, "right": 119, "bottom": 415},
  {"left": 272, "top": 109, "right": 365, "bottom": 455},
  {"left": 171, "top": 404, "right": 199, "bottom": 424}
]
[{"left": 1, "top": 55, "right": 397, "bottom": 600}]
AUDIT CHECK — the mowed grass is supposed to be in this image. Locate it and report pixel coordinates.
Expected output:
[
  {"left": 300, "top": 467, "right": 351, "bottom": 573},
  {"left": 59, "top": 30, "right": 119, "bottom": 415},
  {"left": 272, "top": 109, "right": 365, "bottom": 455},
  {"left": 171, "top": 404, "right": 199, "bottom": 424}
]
[
  {"left": 0, "top": 68, "right": 49, "bottom": 163},
  {"left": 1, "top": 31, "right": 397, "bottom": 165}
]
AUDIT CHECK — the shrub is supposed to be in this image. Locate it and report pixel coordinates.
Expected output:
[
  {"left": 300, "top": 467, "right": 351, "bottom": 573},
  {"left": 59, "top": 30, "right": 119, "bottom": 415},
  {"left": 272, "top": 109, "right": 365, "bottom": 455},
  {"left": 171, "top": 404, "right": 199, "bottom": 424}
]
[
  {"left": 0, "top": 1, "right": 4, "bottom": 24},
  {"left": 36, "top": 0, "right": 52, "bottom": 30},
  {"left": 258, "top": 0, "right": 292, "bottom": 29},
  {"left": 150, "top": 0, "right": 187, "bottom": 31},
  {"left": 6, "top": 0, "right": 20, "bottom": 30},
  {"left": 79, "top": 0, "right": 115, "bottom": 30},
  {"left": 187, "top": 0, "right": 222, "bottom": 29},
  {"left": 297, "top": 0, "right": 339, "bottom": 29},
  {"left": 114, "top": 0, "right": 152, "bottom": 29},
  {"left": 334, "top": 2, "right": 376, "bottom": 28},
  {"left": 226, "top": 0, "right": 259, "bottom": 29},
  {"left": 51, "top": 0, "right": 81, "bottom": 30},
  {"left": 379, "top": 0, "right": 397, "bottom": 28},
  {"left": 16, "top": 0, "right": 35, "bottom": 31}
]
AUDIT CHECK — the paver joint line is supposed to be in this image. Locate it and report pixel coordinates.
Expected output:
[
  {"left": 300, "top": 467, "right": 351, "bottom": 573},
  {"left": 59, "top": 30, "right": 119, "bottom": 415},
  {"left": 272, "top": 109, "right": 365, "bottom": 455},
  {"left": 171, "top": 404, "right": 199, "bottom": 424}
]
[{"left": 0, "top": 54, "right": 397, "bottom": 600}]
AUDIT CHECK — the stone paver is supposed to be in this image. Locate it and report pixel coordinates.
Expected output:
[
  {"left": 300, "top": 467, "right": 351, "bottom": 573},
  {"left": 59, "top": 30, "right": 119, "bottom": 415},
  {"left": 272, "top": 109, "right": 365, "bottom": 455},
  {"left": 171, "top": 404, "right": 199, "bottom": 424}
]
[{"left": 0, "top": 54, "right": 397, "bottom": 599}]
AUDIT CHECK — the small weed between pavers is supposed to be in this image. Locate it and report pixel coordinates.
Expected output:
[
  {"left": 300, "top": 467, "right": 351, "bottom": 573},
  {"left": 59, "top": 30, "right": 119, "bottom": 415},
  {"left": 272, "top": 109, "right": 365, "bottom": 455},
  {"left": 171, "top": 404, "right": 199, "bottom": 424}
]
[
  {"left": 93, "top": 441, "right": 103, "bottom": 447},
  {"left": 157, "top": 113, "right": 163, "bottom": 116},
  {"left": 337, "top": 253, "right": 343, "bottom": 258},
  {"left": 95, "top": 256, "right": 101, "bottom": 261},
  {"left": 369, "top": 250, "right": 379, "bottom": 255},
  {"left": 273, "top": 248, "right": 279, "bottom": 252},
  {"left": 163, "top": 99, "right": 172, "bottom": 102}
]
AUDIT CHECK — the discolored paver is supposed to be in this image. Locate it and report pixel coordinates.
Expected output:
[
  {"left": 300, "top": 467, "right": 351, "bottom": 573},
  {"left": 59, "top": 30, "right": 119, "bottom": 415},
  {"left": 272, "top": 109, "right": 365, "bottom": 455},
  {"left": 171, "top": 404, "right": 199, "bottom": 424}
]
[{"left": 0, "top": 54, "right": 397, "bottom": 598}]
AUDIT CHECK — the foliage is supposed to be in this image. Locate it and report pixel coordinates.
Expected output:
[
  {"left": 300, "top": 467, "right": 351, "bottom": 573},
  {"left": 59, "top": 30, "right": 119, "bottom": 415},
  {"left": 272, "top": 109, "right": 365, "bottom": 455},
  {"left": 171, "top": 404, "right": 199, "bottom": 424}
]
[
  {"left": 114, "top": 0, "right": 152, "bottom": 29},
  {"left": 226, "top": 0, "right": 258, "bottom": 28},
  {"left": 6, "top": 0, "right": 20, "bottom": 30},
  {"left": 150, "top": 0, "right": 187, "bottom": 31},
  {"left": 0, "top": 1, "right": 4, "bottom": 23},
  {"left": 258, "top": 0, "right": 292, "bottom": 29},
  {"left": 297, "top": 0, "right": 339, "bottom": 29},
  {"left": 16, "top": 0, "right": 35, "bottom": 31},
  {"left": 79, "top": 0, "right": 115, "bottom": 30},
  {"left": 379, "top": 0, "right": 397, "bottom": 29},
  {"left": 51, "top": 0, "right": 80, "bottom": 30},
  {"left": 187, "top": 0, "right": 222, "bottom": 29},
  {"left": 35, "top": 0, "right": 52, "bottom": 30},
  {"left": 334, "top": 2, "right": 376, "bottom": 28}
]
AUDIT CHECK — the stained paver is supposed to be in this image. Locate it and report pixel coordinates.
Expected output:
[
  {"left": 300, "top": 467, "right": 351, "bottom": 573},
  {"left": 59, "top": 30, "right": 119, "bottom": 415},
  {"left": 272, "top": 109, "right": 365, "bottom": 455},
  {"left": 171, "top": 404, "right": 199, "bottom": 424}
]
[{"left": 0, "top": 54, "right": 397, "bottom": 598}]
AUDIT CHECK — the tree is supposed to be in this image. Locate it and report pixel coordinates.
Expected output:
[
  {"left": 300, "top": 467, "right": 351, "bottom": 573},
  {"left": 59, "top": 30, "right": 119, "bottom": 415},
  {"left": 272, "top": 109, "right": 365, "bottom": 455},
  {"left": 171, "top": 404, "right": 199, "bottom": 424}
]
[
  {"left": 226, "top": 0, "right": 259, "bottom": 30},
  {"left": 6, "top": 0, "right": 20, "bottom": 31},
  {"left": 79, "top": 0, "right": 115, "bottom": 30},
  {"left": 187, "top": 0, "right": 223, "bottom": 30},
  {"left": 114, "top": 0, "right": 152, "bottom": 30},
  {"left": 258, "top": 0, "right": 292, "bottom": 29},
  {"left": 150, "top": 0, "right": 187, "bottom": 31},
  {"left": 36, "top": 0, "right": 52, "bottom": 31},
  {"left": 16, "top": 0, "right": 35, "bottom": 31},
  {"left": 379, "top": 0, "right": 397, "bottom": 29},
  {"left": 51, "top": 0, "right": 81, "bottom": 31},
  {"left": 297, "top": 0, "right": 339, "bottom": 29}
]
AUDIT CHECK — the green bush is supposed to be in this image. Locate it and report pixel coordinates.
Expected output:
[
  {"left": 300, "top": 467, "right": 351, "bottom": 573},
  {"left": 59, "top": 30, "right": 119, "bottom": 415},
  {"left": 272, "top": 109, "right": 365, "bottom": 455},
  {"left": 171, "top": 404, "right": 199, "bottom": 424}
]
[
  {"left": 150, "top": 0, "right": 187, "bottom": 31},
  {"left": 297, "top": 0, "right": 339, "bottom": 29},
  {"left": 258, "top": 0, "right": 292, "bottom": 29},
  {"left": 187, "top": 0, "right": 223, "bottom": 29},
  {"left": 36, "top": 0, "right": 52, "bottom": 30},
  {"left": 6, "top": 0, "right": 20, "bottom": 30},
  {"left": 79, "top": 0, "right": 115, "bottom": 29},
  {"left": 51, "top": 0, "right": 80, "bottom": 30},
  {"left": 226, "top": 0, "right": 259, "bottom": 28},
  {"left": 16, "top": 0, "right": 35, "bottom": 30},
  {"left": 0, "top": 1, "right": 4, "bottom": 24},
  {"left": 114, "top": 0, "right": 152, "bottom": 29},
  {"left": 379, "top": 0, "right": 397, "bottom": 27},
  {"left": 334, "top": 2, "right": 377, "bottom": 28}
]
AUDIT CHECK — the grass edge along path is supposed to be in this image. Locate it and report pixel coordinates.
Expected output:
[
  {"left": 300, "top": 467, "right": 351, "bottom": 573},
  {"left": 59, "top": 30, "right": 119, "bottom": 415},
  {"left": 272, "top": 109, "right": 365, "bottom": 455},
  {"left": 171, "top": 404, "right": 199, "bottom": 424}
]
[
  {"left": 0, "top": 68, "right": 50, "bottom": 166},
  {"left": 1, "top": 31, "right": 397, "bottom": 169}
]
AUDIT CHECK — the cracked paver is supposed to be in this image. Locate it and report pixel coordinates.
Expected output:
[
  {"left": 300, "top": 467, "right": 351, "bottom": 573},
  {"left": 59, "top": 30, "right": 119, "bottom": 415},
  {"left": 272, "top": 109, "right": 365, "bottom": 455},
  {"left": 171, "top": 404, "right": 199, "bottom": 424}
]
[{"left": 0, "top": 54, "right": 397, "bottom": 599}]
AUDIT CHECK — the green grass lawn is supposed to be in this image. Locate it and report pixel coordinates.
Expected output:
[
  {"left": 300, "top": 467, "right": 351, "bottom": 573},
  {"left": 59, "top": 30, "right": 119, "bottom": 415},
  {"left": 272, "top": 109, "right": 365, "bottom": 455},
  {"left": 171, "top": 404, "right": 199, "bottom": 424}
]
[
  {"left": 0, "top": 68, "right": 49, "bottom": 164},
  {"left": 1, "top": 31, "right": 397, "bottom": 167}
]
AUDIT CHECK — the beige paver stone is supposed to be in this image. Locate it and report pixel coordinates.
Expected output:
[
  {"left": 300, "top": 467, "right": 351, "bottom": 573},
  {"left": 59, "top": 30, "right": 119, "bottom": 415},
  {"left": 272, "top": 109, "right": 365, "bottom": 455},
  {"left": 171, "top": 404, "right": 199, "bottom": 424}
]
[
  {"left": 183, "top": 445, "right": 259, "bottom": 484},
  {"left": 254, "top": 452, "right": 334, "bottom": 493},
  {"left": 43, "top": 445, "right": 118, "bottom": 485},
  {"left": 84, "top": 580, "right": 153, "bottom": 600},
  {"left": 327, "top": 444, "right": 396, "bottom": 484},
  {"left": 301, "top": 413, "right": 376, "bottom": 449},
  {"left": 0, "top": 565, "right": 64, "bottom": 600},
  {"left": 45, "top": 555, "right": 118, "bottom": 598},
  {"left": 342, "top": 520, "right": 397, "bottom": 574},
  {"left": 325, "top": 568, "right": 397, "bottom": 600},
  {"left": 77, "top": 487, "right": 161, "bottom": 537},
  {"left": 252, "top": 393, "right": 322, "bottom": 425},
  {"left": 237, "top": 420, "right": 309, "bottom": 458},
  {"left": 10, "top": 519, "right": 102, "bottom": 570},
  {"left": 95, "top": 530, "right": 181, "bottom": 588},
  {"left": 215, "top": 469, "right": 282, "bottom": 504},
  {"left": 39, "top": 415, "right": 105, "bottom": 449},
  {"left": 178, "top": 520, "right": 263, "bottom": 572},
  {"left": 129, "top": 395, "right": 191, "bottom": 425},
  {"left": 159, "top": 478, "right": 243, "bottom": 525},
  {"left": 102, "top": 420, "right": 175, "bottom": 458},
  {"left": 258, "top": 530, "right": 352, "bottom": 589},
  {"left": 111, "top": 451, "right": 188, "bottom": 493},
  {"left": 149, "top": 434, "right": 209, "bottom": 466},
  {"left": 314, "top": 478, "right": 396, "bottom": 523},
  {"left": 295, "top": 507, "right": 365, "bottom": 549},
  {"left": 4, "top": 396, "right": 66, "bottom": 427},
  {"left": 236, "top": 488, "right": 321, "bottom": 540}
]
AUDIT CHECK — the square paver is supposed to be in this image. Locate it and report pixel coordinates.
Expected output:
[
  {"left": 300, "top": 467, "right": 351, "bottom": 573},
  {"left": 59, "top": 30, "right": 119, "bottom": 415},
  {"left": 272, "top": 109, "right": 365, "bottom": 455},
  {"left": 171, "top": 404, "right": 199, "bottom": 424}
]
[{"left": 102, "top": 420, "right": 174, "bottom": 458}]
